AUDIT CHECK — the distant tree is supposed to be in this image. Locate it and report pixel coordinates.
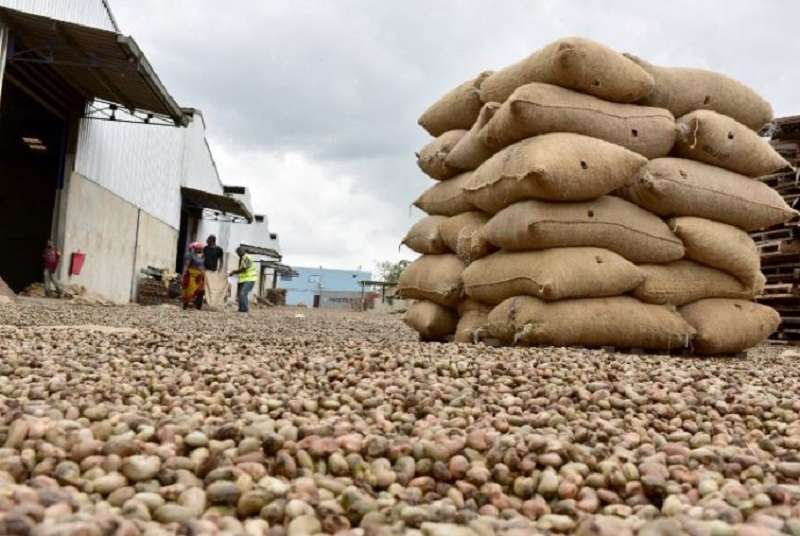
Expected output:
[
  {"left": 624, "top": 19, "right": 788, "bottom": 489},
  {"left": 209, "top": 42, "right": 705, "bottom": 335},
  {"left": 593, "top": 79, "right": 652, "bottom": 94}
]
[{"left": 377, "top": 260, "right": 410, "bottom": 284}]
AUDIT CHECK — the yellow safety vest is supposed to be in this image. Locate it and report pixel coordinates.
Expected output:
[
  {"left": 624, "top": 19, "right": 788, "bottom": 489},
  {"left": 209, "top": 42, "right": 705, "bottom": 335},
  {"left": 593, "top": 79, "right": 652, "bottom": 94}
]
[{"left": 238, "top": 254, "right": 258, "bottom": 283}]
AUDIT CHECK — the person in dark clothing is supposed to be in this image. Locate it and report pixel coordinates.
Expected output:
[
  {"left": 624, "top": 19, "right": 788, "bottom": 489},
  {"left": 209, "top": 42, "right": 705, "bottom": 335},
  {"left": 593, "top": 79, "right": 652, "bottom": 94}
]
[{"left": 203, "top": 235, "right": 224, "bottom": 272}]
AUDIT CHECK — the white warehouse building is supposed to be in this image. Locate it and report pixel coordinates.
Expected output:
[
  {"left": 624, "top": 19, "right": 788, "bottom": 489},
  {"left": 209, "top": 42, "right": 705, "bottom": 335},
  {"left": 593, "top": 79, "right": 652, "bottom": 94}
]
[{"left": 0, "top": 0, "right": 286, "bottom": 302}]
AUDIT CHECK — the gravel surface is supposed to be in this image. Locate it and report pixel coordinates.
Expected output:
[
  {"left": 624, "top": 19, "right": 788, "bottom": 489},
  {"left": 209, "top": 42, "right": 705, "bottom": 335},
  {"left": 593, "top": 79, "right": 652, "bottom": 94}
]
[{"left": 0, "top": 301, "right": 798, "bottom": 535}]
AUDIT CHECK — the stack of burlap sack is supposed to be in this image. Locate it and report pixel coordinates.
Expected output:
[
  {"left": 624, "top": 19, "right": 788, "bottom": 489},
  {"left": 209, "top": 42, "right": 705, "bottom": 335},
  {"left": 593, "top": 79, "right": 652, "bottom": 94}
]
[{"left": 399, "top": 37, "right": 796, "bottom": 355}]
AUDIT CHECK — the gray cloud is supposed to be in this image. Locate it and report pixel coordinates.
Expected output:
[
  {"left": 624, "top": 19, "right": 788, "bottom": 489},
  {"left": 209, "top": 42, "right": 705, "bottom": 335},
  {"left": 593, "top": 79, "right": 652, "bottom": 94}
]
[{"left": 112, "top": 0, "right": 800, "bottom": 271}]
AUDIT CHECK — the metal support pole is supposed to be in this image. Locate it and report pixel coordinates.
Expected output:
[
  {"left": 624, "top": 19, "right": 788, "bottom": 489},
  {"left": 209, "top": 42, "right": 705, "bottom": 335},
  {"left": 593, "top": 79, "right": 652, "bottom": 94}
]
[{"left": 0, "top": 24, "right": 8, "bottom": 105}]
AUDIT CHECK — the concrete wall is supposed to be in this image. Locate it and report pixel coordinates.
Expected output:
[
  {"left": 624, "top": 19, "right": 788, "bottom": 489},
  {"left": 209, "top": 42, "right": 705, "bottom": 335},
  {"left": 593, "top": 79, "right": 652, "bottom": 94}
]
[{"left": 131, "top": 210, "right": 178, "bottom": 298}]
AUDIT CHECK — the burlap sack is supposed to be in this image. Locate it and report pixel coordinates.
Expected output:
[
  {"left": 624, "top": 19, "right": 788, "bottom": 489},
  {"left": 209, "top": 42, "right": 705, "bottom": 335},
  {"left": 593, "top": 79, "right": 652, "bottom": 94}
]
[
  {"left": 487, "top": 295, "right": 695, "bottom": 350},
  {"left": 397, "top": 254, "right": 465, "bottom": 307},
  {"left": 465, "top": 133, "right": 647, "bottom": 214},
  {"left": 463, "top": 248, "right": 644, "bottom": 305},
  {"left": 669, "top": 216, "right": 761, "bottom": 286},
  {"left": 418, "top": 71, "right": 493, "bottom": 137},
  {"left": 446, "top": 102, "right": 501, "bottom": 171},
  {"left": 624, "top": 54, "right": 773, "bottom": 132},
  {"left": 480, "top": 83, "right": 676, "bottom": 158},
  {"left": 414, "top": 172, "right": 475, "bottom": 216},
  {"left": 438, "top": 211, "right": 494, "bottom": 263},
  {"left": 680, "top": 299, "right": 780, "bottom": 355},
  {"left": 204, "top": 271, "right": 229, "bottom": 311},
  {"left": 619, "top": 158, "right": 797, "bottom": 231},
  {"left": 480, "top": 37, "right": 654, "bottom": 105},
  {"left": 404, "top": 300, "right": 458, "bottom": 338},
  {"left": 674, "top": 110, "right": 791, "bottom": 177},
  {"left": 633, "top": 260, "right": 759, "bottom": 306},
  {"left": 483, "top": 196, "right": 684, "bottom": 264},
  {"left": 454, "top": 299, "right": 491, "bottom": 343},
  {"left": 401, "top": 215, "right": 449, "bottom": 255},
  {"left": 417, "top": 130, "right": 468, "bottom": 181}
]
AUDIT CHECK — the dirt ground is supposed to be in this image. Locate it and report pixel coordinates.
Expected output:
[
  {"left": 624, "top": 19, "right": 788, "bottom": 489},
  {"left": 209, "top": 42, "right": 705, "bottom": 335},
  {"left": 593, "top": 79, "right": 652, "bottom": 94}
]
[{"left": 0, "top": 301, "right": 799, "bottom": 535}]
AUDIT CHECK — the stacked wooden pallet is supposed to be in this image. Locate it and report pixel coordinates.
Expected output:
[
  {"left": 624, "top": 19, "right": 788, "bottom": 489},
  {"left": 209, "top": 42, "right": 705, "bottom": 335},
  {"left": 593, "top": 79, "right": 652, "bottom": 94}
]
[
  {"left": 754, "top": 116, "right": 800, "bottom": 344},
  {"left": 137, "top": 278, "right": 178, "bottom": 306}
]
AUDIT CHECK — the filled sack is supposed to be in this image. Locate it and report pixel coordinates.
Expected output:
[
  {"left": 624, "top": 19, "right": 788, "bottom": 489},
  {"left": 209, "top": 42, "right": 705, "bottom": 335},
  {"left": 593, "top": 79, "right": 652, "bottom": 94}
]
[
  {"left": 404, "top": 300, "right": 458, "bottom": 339},
  {"left": 624, "top": 54, "right": 773, "bottom": 132},
  {"left": 417, "top": 130, "right": 468, "bottom": 181},
  {"left": 488, "top": 295, "right": 695, "bottom": 350},
  {"left": 618, "top": 158, "right": 797, "bottom": 231},
  {"left": 446, "top": 102, "right": 501, "bottom": 171},
  {"left": 454, "top": 299, "right": 491, "bottom": 343},
  {"left": 680, "top": 299, "right": 780, "bottom": 355},
  {"left": 463, "top": 247, "right": 643, "bottom": 305},
  {"left": 633, "top": 260, "right": 761, "bottom": 306},
  {"left": 465, "top": 133, "right": 647, "bottom": 213},
  {"left": 418, "top": 71, "right": 494, "bottom": 137},
  {"left": 484, "top": 196, "right": 684, "bottom": 264},
  {"left": 397, "top": 254, "right": 465, "bottom": 307},
  {"left": 480, "top": 37, "right": 654, "bottom": 104},
  {"left": 438, "top": 211, "right": 494, "bottom": 262},
  {"left": 480, "top": 83, "right": 676, "bottom": 158},
  {"left": 668, "top": 216, "right": 761, "bottom": 286},
  {"left": 401, "top": 215, "right": 449, "bottom": 255},
  {"left": 414, "top": 172, "right": 475, "bottom": 216},
  {"left": 674, "top": 110, "right": 790, "bottom": 177}
]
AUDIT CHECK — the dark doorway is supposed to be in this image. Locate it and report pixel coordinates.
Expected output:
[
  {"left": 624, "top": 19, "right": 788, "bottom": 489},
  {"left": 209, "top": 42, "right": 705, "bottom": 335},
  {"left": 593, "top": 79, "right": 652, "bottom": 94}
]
[
  {"left": 313, "top": 294, "right": 321, "bottom": 308},
  {"left": 0, "top": 81, "right": 66, "bottom": 292},
  {"left": 175, "top": 202, "right": 201, "bottom": 273}
]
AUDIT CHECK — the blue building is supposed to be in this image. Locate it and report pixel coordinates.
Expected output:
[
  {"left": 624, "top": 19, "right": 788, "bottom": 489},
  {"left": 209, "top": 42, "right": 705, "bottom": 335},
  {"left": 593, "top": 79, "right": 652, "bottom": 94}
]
[{"left": 279, "top": 266, "right": 372, "bottom": 308}]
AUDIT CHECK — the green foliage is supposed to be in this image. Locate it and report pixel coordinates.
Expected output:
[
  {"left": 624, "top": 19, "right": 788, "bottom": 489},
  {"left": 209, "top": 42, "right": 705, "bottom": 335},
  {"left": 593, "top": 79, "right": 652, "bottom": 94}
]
[{"left": 377, "top": 260, "right": 410, "bottom": 284}]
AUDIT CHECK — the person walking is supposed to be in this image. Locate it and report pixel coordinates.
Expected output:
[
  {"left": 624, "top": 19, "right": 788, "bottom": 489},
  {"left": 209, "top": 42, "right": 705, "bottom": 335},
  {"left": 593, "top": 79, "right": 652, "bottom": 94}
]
[
  {"left": 42, "top": 240, "right": 64, "bottom": 298},
  {"left": 181, "top": 242, "right": 206, "bottom": 310},
  {"left": 202, "top": 235, "right": 227, "bottom": 309},
  {"left": 203, "top": 235, "right": 224, "bottom": 272},
  {"left": 229, "top": 245, "right": 257, "bottom": 313}
]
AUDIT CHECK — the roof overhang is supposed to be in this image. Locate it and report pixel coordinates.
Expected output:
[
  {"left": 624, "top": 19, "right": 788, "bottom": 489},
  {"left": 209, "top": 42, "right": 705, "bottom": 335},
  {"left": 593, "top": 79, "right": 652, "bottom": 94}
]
[
  {"left": 181, "top": 187, "right": 253, "bottom": 223},
  {"left": 240, "top": 244, "right": 282, "bottom": 261},
  {"left": 0, "top": 6, "right": 187, "bottom": 126}
]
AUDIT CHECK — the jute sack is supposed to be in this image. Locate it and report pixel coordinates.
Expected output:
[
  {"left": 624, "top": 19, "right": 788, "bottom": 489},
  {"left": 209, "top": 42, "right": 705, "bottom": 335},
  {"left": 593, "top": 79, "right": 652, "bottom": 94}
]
[
  {"left": 480, "top": 83, "right": 676, "bottom": 158},
  {"left": 465, "top": 133, "right": 647, "bottom": 214},
  {"left": 633, "top": 260, "right": 760, "bottom": 307},
  {"left": 414, "top": 172, "right": 475, "bottom": 216},
  {"left": 480, "top": 37, "right": 654, "bottom": 105},
  {"left": 446, "top": 102, "right": 501, "bottom": 171},
  {"left": 397, "top": 254, "right": 465, "bottom": 307},
  {"left": 674, "top": 110, "right": 790, "bottom": 177},
  {"left": 624, "top": 54, "right": 773, "bottom": 132},
  {"left": 404, "top": 300, "right": 458, "bottom": 339},
  {"left": 454, "top": 299, "right": 491, "bottom": 343},
  {"left": 618, "top": 158, "right": 797, "bottom": 231},
  {"left": 417, "top": 130, "right": 468, "bottom": 181},
  {"left": 438, "top": 211, "right": 494, "bottom": 263},
  {"left": 680, "top": 299, "right": 780, "bottom": 355},
  {"left": 401, "top": 215, "right": 449, "bottom": 255},
  {"left": 668, "top": 217, "right": 761, "bottom": 286},
  {"left": 483, "top": 196, "right": 684, "bottom": 264},
  {"left": 487, "top": 295, "right": 695, "bottom": 350},
  {"left": 463, "top": 248, "right": 644, "bottom": 305},
  {"left": 418, "top": 71, "right": 493, "bottom": 137}
]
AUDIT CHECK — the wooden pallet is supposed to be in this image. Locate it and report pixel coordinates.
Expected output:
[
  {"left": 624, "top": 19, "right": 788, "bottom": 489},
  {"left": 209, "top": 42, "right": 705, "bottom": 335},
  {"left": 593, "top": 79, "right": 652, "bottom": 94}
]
[
  {"left": 759, "top": 283, "right": 800, "bottom": 297},
  {"left": 751, "top": 225, "right": 800, "bottom": 243}
]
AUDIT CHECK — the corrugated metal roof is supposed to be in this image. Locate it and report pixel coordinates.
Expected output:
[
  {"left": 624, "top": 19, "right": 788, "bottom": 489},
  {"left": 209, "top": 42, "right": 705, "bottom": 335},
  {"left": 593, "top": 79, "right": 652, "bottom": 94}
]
[
  {"left": 0, "top": 5, "right": 186, "bottom": 125},
  {"left": 181, "top": 187, "right": 254, "bottom": 223}
]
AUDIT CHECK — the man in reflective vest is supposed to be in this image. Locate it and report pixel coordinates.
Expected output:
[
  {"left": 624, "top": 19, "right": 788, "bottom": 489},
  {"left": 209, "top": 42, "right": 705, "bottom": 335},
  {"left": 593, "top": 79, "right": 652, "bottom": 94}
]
[{"left": 229, "top": 245, "right": 258, "bottom": 313}]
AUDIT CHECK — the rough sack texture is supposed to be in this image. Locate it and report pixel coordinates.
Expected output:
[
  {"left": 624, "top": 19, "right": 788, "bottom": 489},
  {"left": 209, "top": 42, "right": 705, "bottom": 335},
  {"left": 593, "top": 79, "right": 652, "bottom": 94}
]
[
  {"left": 488, "top": 295, "right": 695, "bottom": 350},
  {"left": 401, "top": 215, "right": 449, "bottom": 255},
  {"left": 480, "top": 83, "right": 676, "bottom": 158},
  {"left": 484, "top": 196, "right": 685, "bottom": 264},
  {"left": 445, "top": 102, "right": 501, "bottom": 171},
  {"left": 418, "top": 71, "right": 493, "bottom": 137},
  {"left": 480, "top": 37, "right": 655, "bottom": 105},
  {"left": 625, "top": 53, "right": 774, "bottom": 131},
  {"left": 403, "top": 300, "right": 458, "bottom": 339},
  {"left": 413, "top": 172, "right": 475, "bottom": 216},
  {"left": 680, "top": 299, "right": 781, "bottom": 355},
  {"left": 674, "top": 110, "right": 791, "bottom": 177},
  {"left": 669, "top": 216, "right": 761, "bottom": 286},
  {"left": 619, "top": 158, "right": 797, "bottom": 231},
  {"left": 465, "top": 133, "right": 647, "bottom": 213},
  {"left": 454, "top": 299, "right": 491, "bottom": 343},
  {"left": 633, "top": 260, "right": 760, "bottom": 307},
  {"left": 463, "top": 248, "right": 644, "bottom": 305},
  {"left": 397, "top": 254, "right": 465, "bottom": 307},
  {"left": 438, "top": 211, "right": 494, "bottom": 263},
  {"left": 416, "top": 130, "right": 468, "bottom": 181}
]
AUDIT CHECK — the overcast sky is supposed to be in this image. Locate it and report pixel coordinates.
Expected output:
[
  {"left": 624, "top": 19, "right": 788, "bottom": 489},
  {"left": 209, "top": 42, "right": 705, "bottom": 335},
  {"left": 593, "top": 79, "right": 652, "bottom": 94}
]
[{"left": 112, "top": 0, "right": 798, "bottom": 274}]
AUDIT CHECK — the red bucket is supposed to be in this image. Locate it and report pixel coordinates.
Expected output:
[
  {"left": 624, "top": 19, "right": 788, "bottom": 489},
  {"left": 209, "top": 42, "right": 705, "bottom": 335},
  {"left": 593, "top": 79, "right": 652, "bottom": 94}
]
[{"left": 70, "top": 251, "right": 86, "bottom": 276}]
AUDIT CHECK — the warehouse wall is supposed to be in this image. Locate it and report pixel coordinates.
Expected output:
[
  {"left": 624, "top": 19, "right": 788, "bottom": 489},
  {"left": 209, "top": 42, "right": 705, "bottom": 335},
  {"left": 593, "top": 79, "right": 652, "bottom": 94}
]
[
  {"left": 132, "top": 210, "right": 178, "bottom": 298},
  {"left": 0, "top": 0, "right": 117, "bottom": 31}
]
